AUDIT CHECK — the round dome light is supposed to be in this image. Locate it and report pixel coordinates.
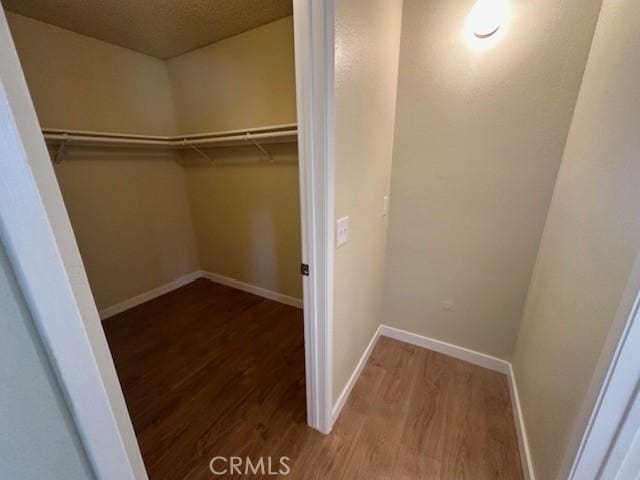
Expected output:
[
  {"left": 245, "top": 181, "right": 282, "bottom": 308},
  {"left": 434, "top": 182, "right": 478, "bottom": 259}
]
[{"left": 469, "top": 0, "right": 508, "bottom": 38}]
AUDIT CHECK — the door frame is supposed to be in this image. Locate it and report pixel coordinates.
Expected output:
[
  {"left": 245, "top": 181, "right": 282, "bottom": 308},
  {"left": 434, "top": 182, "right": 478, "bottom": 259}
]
[
  {"left": 0, "top": 2, "right": 335, "bottom": 480},
  {"left": 0, "top": 8, "right": 147, "bottom": 480},
  {"left": 293, "top": 0, "right": 335, "bottom": 435},
  {"left": 565, "top": 253, "right": 640, "bottom": 479}
]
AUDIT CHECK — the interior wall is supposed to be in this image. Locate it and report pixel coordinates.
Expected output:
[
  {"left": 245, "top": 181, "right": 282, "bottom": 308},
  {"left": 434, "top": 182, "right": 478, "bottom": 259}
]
[
  {"left": 53, "top": 152, "right": 199, "bottom": 309},
  {"left": 6, "top": 12, "right": 176, "bottom": 136},
  {"left": 383, "top": 0, "right": 602, "bottom": 359},
  {"left": 167, "top": 17, "right": 302, "bottom": 300},
  {"left": 511, "top": 0, "right": 640, "bottom": 477},
  {"left": 0, "top": 240, "right": 95, "bottom": 479},
  {"left": 167, "top": 16, "right": 297, "bottom": 133},
  {"left": 7, "top": 12, "right": 200, "bottom": 310},
  {"left": 333, "top": 0, "right": 403, "bottom": 402}
]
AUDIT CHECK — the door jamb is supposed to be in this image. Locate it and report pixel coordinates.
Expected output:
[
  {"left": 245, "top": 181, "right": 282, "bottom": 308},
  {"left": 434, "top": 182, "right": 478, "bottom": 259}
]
[
  {"left": 0, "top": 9, "right": 147, "bottom": 480},
  {"left": 565, "top": 253, "right": 640, "bottom": 479},
  {"left": 293, "top": 0, "right": 336, "bottom": 434}
]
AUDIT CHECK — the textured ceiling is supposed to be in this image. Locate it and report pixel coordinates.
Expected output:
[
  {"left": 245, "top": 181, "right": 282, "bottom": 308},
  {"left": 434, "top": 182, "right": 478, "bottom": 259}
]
[{"left": 2, "top": 0, "right": 293, "bottom": 59}]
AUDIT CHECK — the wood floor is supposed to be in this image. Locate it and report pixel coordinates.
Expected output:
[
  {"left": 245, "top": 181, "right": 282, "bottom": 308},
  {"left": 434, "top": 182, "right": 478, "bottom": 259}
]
[{"left": 103, "top": 278, "right": 523, "bottom": 479}]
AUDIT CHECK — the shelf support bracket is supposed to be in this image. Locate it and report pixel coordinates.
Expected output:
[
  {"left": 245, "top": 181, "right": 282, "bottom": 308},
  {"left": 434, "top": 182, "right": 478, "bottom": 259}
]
[
  {"left": 245, "top": 133, "right": 272, "bottom": 162},
  {"left": 53, "top": 134, "right": 69, "bottom": 164},
  {"left": 183, "top": 139, "right": 213, "bottom": 162}
]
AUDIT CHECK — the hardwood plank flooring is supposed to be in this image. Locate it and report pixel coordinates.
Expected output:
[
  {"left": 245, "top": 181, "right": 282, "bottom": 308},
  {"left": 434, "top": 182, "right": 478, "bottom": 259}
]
[{"left": 103, "top": 278, "right": 523, "bottom": 479}]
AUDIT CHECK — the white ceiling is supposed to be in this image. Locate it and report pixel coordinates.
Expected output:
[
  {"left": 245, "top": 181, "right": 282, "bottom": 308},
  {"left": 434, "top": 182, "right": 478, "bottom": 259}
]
[{"left": 2, "top": 0, "right": 293, "bottom": 59}]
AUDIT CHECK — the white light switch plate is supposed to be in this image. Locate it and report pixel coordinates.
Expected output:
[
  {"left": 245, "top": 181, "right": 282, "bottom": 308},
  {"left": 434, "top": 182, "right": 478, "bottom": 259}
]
[{"left": 336, "top": 216, "right": 349, "bottom": 248}]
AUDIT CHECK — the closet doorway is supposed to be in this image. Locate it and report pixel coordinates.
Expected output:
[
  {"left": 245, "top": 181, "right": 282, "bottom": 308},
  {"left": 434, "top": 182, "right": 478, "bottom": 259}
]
[{"left": 1, "top": 0, "right": 332, "bottom": 478}]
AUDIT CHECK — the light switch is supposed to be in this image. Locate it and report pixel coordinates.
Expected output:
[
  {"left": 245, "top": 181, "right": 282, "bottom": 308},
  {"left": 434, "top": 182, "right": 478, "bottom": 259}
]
[{"left": 336, "top": 216, "right": 349, "bottom": 248}]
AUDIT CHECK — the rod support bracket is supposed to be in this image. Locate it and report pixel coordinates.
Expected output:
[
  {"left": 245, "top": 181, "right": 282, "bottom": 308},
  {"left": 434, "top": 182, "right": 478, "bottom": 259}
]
[
  {"left": 245, "top": 133, "right": 272, "bottom": 162},
  {"left": 183, "top": 139, "right": 214, "bottom": 163},
  {"left": 53, "top": 133, "right": 69, "bottom": 164}
]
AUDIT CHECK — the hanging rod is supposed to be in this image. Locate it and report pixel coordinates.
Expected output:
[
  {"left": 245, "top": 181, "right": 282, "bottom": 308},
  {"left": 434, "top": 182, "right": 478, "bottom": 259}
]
[{"left": 43, "top": 124, "right": 298, "bottom": 161}]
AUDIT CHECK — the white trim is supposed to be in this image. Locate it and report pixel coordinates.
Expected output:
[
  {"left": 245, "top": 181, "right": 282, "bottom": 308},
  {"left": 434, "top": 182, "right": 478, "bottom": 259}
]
[
  {"left": 0, "top": 9, "right": 146, "bottom": 480},
  {"left": 293, "top": 0, "right": 335, "bottom": 434},
  {"left": 99, "top": 270, "right": 304, "bottom": 320},
  {"left": 508, "top": 364, "right": 536, "bottom": 480},
  {"left": 199, "top": 271, "right": 303, "bottom": 309},
  {"left": 567, "top": 253, "right": 640, "bottom": 480},
  {"left": 331, "top": 325, "right": 381, "bottom": 426},
  {"left": 378, "top": 325, "right": 534, "bottom": 478},
  {"left": 380, "top": 326, "right": 534, "bottom": 478},
  {"left": 379, "top": 325, "right": 509, "bottom": 374},
  {"left": 600, "top": 386, "right": 640, "bottom": 480},
  {"left": 99, "top": 271, "right": 202, "bottom": 319},
  {"left": 329, "top": 323, "right": 533, "bottom": 480}
]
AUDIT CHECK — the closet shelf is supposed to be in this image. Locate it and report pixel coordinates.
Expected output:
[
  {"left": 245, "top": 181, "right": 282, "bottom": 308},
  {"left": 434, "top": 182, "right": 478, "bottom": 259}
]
[{"left": 43, "top": 123, "right": 298, "bottom": 161}]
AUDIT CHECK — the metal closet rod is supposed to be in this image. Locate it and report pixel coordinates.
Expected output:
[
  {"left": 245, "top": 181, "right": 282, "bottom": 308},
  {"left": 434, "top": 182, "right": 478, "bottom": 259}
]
[
  {"left": 43, "top": 130, "right": 298, "bottom": 147},
  {"left": 43, "top": 124, "right": 298, "bottom": 162},
  {"left": 42, "top": 124, "right": 298, "bottom": 146}
]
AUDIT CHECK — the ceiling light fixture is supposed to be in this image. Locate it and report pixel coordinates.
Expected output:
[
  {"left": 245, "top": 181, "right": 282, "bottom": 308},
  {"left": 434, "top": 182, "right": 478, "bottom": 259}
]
[{"left": 469, "top": 0, "right": 508, "bottom": 38}]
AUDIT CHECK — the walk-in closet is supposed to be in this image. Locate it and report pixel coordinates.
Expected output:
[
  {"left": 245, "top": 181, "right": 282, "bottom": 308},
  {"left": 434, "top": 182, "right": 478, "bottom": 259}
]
[{"left": 5, "top": 2, "right": 306, "bottom": 477}]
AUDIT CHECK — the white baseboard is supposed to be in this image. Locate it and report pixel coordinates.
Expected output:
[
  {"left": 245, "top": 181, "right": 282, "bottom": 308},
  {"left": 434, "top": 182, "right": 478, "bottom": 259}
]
[
  {"left": 99, "top": 271, "right": 201, "bottom": 320},
  {"left": 507, "top": 364, "right": 536, "bottom": 480},
  {"left": 381, "top": 325, "right": 533, "bottom": 478},
  {"left": 331, "top": 324, "right": 533, "bottom": 479},
  {"left": 331, "top": 325, "right": 382, "bottom": 426},
  {"left": 199, "top": 271, "right": 303, "bottom": 309},
  {"left": 99, "top": 270, "right": 303, "bottom": 320},
  {"left": 379, "top": 325, "right": 510, "bottom": 374}
]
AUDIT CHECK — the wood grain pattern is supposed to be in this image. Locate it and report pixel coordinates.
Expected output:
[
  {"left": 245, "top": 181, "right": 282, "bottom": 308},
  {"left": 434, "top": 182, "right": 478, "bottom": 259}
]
[{"left": 103, "top": 279, "right": 523, "bottom": 479}]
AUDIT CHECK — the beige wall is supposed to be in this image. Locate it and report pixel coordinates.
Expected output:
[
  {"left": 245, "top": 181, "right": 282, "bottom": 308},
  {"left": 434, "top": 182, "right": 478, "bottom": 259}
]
[
  {"left": 383, "top": 0, "right": 602, "bottom": 359},
  {"left": 182, "top": 145, "right": 302, "bottom": 299},
  {"left": 168, "top": 17, "right": 302, "bottom": 299},
  {"left": 511, "top": 1, "right": 640, "bottom": 477},
  {"left": 333, "top": 0, "right": 403, "bottom": 402},
  {"left": 6, "top": 12, "right": 176, "bottom": 135},
  {"left": 166, "top": 16, "right": 297, "bottom": 133},
  {"left": 53, "top": 153, "right": 199, "bottom": 309},
  {"left": 8, "top": 12, "right": 200, "bottom": 310}
]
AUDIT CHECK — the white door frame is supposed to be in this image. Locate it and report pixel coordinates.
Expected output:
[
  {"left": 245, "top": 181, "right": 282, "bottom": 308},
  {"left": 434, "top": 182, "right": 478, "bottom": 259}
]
[
  {"left": 566, "top": 253, "right": 640, "bottom": 479},
  {"left": 293, "top": 0, "right": 335, "bottom": 435},
  {"left": 0, "top": 2, "right": 335, "bottom": 480},
  {"left": 0, "top": 9, "right": 147, "bottom": 480}
]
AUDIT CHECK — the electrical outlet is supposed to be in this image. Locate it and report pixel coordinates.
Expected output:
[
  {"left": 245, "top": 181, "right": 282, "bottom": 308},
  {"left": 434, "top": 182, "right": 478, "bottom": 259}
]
[
  {"left": 336, "top": 216, "right": 349, "bottom": 248},
  {"left": 441, "top": 300, "right": 455, "bottom": 311}
]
